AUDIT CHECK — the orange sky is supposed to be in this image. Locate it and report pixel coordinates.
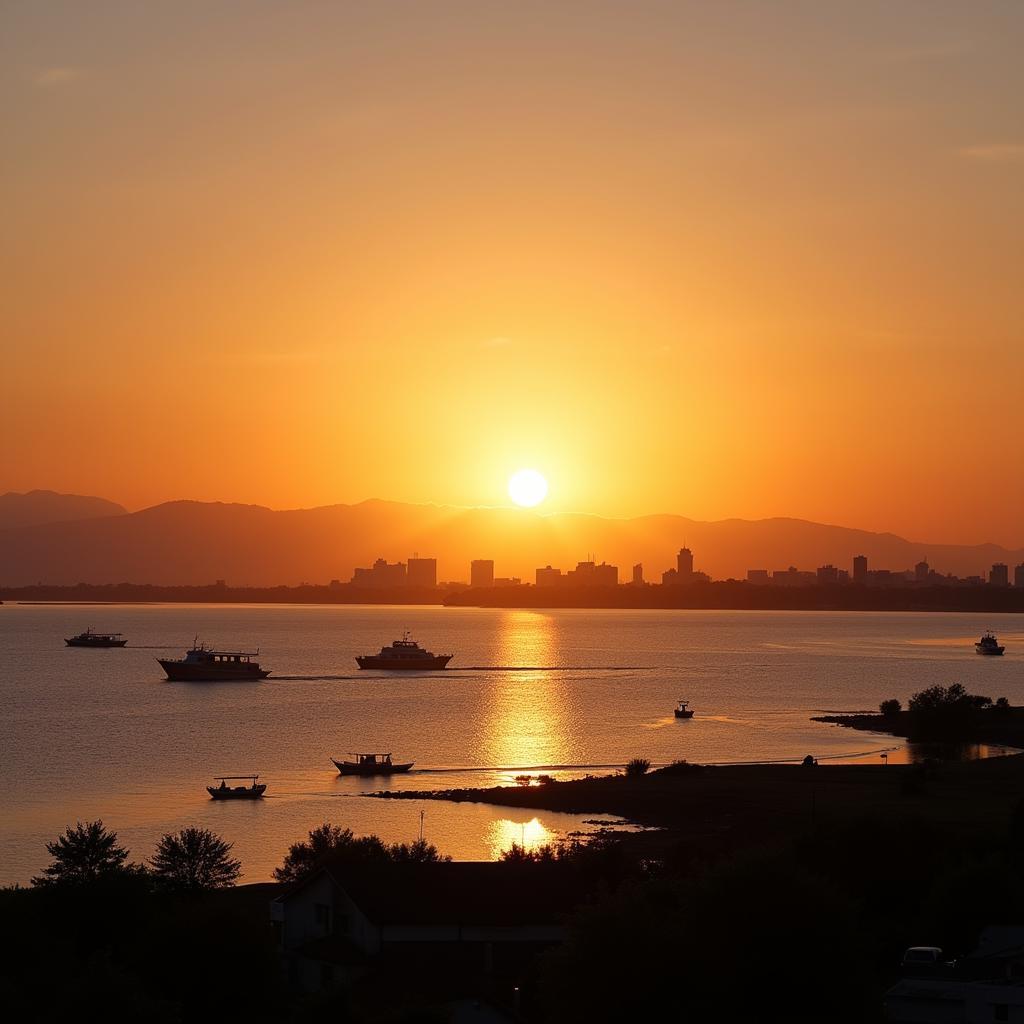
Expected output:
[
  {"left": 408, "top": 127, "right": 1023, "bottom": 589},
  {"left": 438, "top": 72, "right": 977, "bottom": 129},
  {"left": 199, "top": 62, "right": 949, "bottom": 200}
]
[{"left": 2, "top": 2, "right": 1023, "bottom": 545}]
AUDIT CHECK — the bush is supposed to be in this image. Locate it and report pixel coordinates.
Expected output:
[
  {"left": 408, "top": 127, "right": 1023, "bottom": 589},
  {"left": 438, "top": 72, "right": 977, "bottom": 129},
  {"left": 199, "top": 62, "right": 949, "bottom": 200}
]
[
  {"left": 880, "top": 698, "right": 902, "bottom": 716},
  {"left": 908, "top": 683, "right": 990, "bottom": 713},
  {"left": 275, "top": 823, "right": 449, "bottom": 884},
  {"left": 150, "top": 827, "right": 241, "bottom": 893},
  {"left": 625, "top": 757, "right": 651, "bottom": 777}
]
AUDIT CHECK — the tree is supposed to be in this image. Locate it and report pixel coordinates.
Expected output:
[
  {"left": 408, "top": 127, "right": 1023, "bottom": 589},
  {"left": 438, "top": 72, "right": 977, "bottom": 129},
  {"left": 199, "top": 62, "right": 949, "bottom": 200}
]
[
  {"left": 625, "top": 757, "right": 651, "bottom": 777},
  {"left": 32, "top": 820, "right": 131, "bottom": 886},
  {"left": 150, "top": 827, "right": 241, "bottom": 893},
  {"left": 880, "top": 698, "right": 902, "bottom": 716}
]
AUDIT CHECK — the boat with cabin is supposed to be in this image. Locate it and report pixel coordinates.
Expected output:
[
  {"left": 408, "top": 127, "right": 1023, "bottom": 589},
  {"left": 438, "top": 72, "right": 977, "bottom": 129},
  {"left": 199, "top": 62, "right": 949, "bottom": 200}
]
[
  {"left": 674, "top": 699, "right": 695, "bottom": 719},
  {"left": 65, "top": 628, "right": 127, "bottom": 648},
  {"left": 159, "top": 638, "right": 271, "bottom": 680},
  {"left": 332, "top": 752, "right": 414, "bottom": 776},
  {"left": 976, "top": 632, "right": 1005, "bottom": 656},
  {"left": 356, "top": 632, "right": 452, "bottom": 671},
  {"left": 207, "top": 775, "right": 266, "bottom": 800}
]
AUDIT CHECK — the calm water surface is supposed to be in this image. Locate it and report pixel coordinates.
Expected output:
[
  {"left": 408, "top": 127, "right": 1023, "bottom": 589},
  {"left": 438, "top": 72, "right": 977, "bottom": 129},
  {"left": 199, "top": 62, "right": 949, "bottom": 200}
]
[{"left": 2, "top": 604, "right": 1021, "bottom": 885}]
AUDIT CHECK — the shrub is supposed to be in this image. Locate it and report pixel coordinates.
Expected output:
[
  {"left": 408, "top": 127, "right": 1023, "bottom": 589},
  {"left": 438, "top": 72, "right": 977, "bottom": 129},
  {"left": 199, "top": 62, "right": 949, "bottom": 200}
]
[
  {"left": 625, "top": 757, "right": 651, "bottom": 777},
  {"left": 908, "top": 683, "right": 990, "bottom": 713},
  {"left": 275, "top": 823, "right": 449, "bottom": 884},
  {"left": 880, "top": 699, "right": 902, "bottom": 716},
  {"left": 515, "top": 774, "right": 533, "bottom": 787}
]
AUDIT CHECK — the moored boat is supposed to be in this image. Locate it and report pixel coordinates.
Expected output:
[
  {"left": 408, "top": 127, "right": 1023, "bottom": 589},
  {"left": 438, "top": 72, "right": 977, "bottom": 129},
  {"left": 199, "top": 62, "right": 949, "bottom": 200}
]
[
  {"left": 356, "top": 632, "right": 452, "bottom": 671},
  {"left": 332, "top": 752, "right": 414, "bottom": 776},
  {"left": 159, "top": 638, "right": 270, "bottom": 680},
  {"left": 65, "top": 628, "right": 127, "bottom": 648},
  {"left": 207, "top": 775, "right": 266, "bottom": 799},
  {"left": 976, "top": 632, "right": 1005, "bottom": 656},
  {"left": 674, "top": 699, "right": 694, "bottom": 719}
]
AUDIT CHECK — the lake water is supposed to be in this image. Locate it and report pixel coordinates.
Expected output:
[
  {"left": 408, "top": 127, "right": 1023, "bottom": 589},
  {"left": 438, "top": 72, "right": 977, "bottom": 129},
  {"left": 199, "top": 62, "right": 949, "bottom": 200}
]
[{"left": 1, "top": 603, "right": 1020, "bottom": 885}]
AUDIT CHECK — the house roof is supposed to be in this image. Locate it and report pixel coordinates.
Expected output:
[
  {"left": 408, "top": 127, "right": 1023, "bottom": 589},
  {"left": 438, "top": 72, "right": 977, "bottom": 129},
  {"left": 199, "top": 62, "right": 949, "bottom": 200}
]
[{"left": 281, "top": 861, "right": 589, "bottom": 927}]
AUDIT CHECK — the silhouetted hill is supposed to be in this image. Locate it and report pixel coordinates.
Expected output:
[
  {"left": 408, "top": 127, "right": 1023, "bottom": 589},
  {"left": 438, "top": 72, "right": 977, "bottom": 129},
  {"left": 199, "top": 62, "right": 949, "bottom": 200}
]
[
  {"left": 0, "top": 497, "right": 1020, "bottom": 587},
  {"left": 0, "top": 490, "right": 126, "bottom": 530}
]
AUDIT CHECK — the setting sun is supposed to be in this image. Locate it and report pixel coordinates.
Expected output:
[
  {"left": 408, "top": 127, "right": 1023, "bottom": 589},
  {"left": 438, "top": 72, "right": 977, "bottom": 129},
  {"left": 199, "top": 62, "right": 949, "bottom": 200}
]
[{"left": 508, "top": 469, "right": 548, "bottom": 508}]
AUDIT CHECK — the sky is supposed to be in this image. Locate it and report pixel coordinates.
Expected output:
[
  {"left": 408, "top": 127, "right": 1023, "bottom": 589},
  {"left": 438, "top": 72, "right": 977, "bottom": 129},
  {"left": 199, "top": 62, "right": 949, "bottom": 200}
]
[{"left": 2, "top": 1, "right": 1023, "bottom": 545}]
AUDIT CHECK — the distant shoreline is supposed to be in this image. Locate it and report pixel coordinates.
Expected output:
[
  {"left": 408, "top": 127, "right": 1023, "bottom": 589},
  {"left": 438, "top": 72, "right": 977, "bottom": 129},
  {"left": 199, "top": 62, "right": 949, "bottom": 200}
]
[{"left": 5, "top": 580, "right": 1024, "bottom": 613}]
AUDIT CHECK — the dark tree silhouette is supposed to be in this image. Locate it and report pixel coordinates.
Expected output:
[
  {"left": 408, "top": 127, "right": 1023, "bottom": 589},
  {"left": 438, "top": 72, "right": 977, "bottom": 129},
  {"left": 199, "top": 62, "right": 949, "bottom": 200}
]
[
  {"left": 150, "top": 827, "right": 241, "bottom": 892},
  {"left": 32, "top": 820, "right": 131, "bottom": 886},
  {"left": 625, "top": 757, "right": 651, "bottom": 777},
  {"left": 880, "top": 698, "right": 902, "bottom": 716},
  {"left": 274, "top": 823, "right": 448, "bottom": 884}
]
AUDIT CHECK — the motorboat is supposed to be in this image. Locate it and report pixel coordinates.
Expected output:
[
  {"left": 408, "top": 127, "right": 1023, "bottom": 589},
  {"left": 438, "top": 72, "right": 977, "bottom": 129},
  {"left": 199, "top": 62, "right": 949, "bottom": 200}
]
[
  {"left": 674, "top": 699, "right": 695, "bottom": 719},
  {"left": 976, "top": 632, "right": 1005, "bottom": 656},
  {"left": 356, "top": 632, "right": 452, "bottom": 671},
  {"left": 65, "top": 629, "right": 127, "bottom": 648},
  {"left": 207, "top": 775, "right": 266, "bottom": 800},
  {"left": 332, "top": 752, "right": 414, "bottom": 776},
  {"left": 159, "top": 638, "right": 270, "bottom": 680}
]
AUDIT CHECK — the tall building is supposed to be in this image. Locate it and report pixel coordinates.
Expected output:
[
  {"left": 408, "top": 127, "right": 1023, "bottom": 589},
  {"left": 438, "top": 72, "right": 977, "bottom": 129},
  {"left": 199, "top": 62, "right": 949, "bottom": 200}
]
[
  {"left": 470, "top": 559, "right": 494, "bottom": 588},
  {"left": 1015, "top": 563, "right": 1024, "bottom": 588},
  {"left": 536, "top": 565, "right": 563, "bottom": 587},
  {"left": 351, "top": 558, "right": 406, "bottom": 587},
  {"left": 566, "top": 560, "right": 618, "bottom": 586},
  {"left": 407, "top": 557, "right": 437, "bottom": 588},
  {"left": 816, "top": 564, "right": 839, "bottom": 584},
  {"left": 990, "top": 563, "right": 1009, "bottom": 588},
  {"left": 914, "top": 559, "right": 929, "bottom": 583},
  {"left": 747, "top": 569, "right": 770, "bottom": 584},
  {"left": 677, "top": 547, "right": 694, "bottom": 579},
  {"left": 632, "top": 563, "right": 644, "bottom": 586},
  {"left": 852, "top": 554, "right": 868, "bottom": 583}
]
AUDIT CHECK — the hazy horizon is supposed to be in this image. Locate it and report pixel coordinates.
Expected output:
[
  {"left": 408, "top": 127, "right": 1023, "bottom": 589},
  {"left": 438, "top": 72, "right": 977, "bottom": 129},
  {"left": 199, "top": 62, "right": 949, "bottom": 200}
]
[{"left": 4, "top": 2, "right": 1024, "bottom": 547}]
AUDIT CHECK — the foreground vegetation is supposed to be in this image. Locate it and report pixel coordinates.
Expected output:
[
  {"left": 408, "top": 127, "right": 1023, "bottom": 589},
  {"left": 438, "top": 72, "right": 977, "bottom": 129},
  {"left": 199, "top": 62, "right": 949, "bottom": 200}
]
[{"left": 9, "top": 721, "right": 1024, "bottom": 1021}]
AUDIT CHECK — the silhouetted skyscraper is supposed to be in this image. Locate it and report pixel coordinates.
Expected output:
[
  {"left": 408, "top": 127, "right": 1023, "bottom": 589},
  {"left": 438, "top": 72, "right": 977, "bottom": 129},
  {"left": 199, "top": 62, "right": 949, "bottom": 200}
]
[
  {"left": 853, "top": 554, "right": 868, "bottom": 583},
  {"left": 1016, "top": 563, "right": 1024, "bottom": 588},
  {"left": 915, "top": 559, "right": 929, "bottom": 582},
  {"left": 990, "top": 563, "right": 1009, "bottom": 587},
  {"left": 632, "top": 563, "right": 643, "bottom": 585},
  {"left": 677, "top": 547, "right": 694, "bottom": 579},
  {"left": 407, "top": 557, "right": 437, "bottom": 587},
  {"left": 470, "top": 559, "right": 494, "bottom": 588}
]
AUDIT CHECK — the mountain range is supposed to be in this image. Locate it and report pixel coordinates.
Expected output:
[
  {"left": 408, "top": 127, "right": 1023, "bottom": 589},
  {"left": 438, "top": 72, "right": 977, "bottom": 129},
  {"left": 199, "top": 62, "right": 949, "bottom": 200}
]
[{"left": 0, "top": 492, "right": 1020, "bottom": 587}]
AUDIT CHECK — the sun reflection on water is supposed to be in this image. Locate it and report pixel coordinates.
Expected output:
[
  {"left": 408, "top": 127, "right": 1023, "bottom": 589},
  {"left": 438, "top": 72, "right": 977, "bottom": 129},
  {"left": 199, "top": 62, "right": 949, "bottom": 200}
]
[
  {"left": 487, "top": 816, "right": 558, "bottom": 858},
  {"left": 482, "top": 611, "right": 578, "bottom": 769}
]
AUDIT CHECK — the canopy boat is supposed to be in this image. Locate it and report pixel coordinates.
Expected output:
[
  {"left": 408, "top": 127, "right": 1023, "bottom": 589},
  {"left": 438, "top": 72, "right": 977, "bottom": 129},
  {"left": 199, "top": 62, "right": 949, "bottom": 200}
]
[
  {"left": 207, "top": 775, "right": 266, "bottom": 800},
  {"left": 332, "top": 752, "right": 414, "bottom": 776},
  {"left": 975, "top": 632, "right": 1005, "bottom": 656},
  {"left": 65, "top": 628, "right": 127, "bottom": 648},
  {"left": 159, "top": 638, "right": 270, "bottom": 680},
  {"left": 356, "top": 632, "right": 452, "bottom": 671},
  {"left": 674, "top": 699, "right": 695, "bottom": 719}
]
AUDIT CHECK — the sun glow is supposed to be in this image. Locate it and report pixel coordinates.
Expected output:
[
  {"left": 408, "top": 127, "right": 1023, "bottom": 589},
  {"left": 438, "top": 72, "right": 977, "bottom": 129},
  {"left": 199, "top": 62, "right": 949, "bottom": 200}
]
[{"left": 508, "top": 469, "right": 548, "bottom": 508}]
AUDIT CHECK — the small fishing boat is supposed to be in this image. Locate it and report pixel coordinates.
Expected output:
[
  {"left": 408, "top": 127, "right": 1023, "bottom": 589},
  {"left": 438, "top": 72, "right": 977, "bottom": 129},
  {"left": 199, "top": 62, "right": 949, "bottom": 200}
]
[
  {"left": 332, "top": 752, "right": 414, "bottom": 776},
  {"left": 976, "top": 632, "right": 1005, "bottom": 656},
  {"left": 65, "top": 628, "right": 127, "bottom": 648},
  {"left": 207, "top": 775, "right": 266, "bottom": 800},
  {"left": 674, "top": 699, "right": 695, "bottom": 719}
]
